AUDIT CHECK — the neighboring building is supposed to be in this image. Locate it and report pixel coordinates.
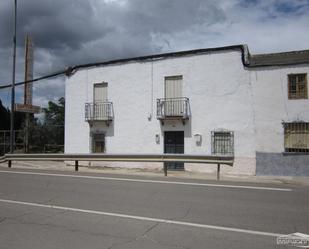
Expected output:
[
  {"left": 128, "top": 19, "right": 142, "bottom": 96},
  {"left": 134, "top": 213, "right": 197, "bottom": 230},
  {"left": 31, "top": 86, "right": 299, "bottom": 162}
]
[{"left": 65, "top": 45, "right": 309, "bottom": 176}]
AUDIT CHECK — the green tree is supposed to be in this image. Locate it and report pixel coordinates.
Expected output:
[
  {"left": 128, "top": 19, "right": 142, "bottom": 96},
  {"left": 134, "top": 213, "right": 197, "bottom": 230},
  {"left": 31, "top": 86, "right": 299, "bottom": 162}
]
[
  {"left": 0, "top": 100, "right": 10, "bottom": 130},
  {"left": 43, "top": 97, "right": 65, "bottom": 126},
  {"left": 0, "top": 99, "right": 26, "bottom": 154},
  {"left": 42, "top": 97, "right": 65, "bottom": 148},
  {"left": 20, "top": 97, "right": 65, "bottom": 153},
  {"left": 0, "top": 99, "right": 25, "bottom": 130}
]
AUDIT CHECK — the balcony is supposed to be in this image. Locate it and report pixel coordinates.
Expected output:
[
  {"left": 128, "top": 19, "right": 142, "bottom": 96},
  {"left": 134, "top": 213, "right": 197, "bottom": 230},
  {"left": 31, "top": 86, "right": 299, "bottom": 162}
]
[
  {"left": 85, "top": 102, "right": 114, "bottom": 125},
  {"left": 157, "top": 97, "right": 190, "bottom": 124}
]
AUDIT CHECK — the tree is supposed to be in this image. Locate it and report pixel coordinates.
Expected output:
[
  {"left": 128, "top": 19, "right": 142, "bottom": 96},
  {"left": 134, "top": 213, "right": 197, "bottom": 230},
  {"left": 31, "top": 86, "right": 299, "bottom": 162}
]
[
  {"left": 0, "top": 100, "right": 10, "bottom": 130},
  {"left": 41, "top": 97, "right": 65, "bottom": 147},
  {"left": 0, "top": 99, "right": 26, "bottom": 130},
  {"left": 0, "top": 99, "right": 26, "bottom": 154},
  {"left": 43, "top": 97, "right": 65, "bottom": 126},
  {"left": 0, "top": 97, "right": 65, "bottom": 153},
  {"left": 20, "top": 97, "right": 65, "bottom": 152}
]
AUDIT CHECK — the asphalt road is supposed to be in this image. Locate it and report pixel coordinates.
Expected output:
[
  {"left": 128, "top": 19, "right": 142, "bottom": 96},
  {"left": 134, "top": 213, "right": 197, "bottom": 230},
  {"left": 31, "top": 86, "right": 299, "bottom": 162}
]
[{"left": 0, "top": 168, "right": 308, "bottom": 249}]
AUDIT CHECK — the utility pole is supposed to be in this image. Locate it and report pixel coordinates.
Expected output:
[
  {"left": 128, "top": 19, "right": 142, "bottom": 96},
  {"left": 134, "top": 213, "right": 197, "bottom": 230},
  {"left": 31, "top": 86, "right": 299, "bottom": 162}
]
[
  {"left": 23, "top": 35, "right": 34, "bottom": 153},
  {"left": 15, "top": 35, "right": 40, "bottom": 154},
  {"left": 10, "top": 0, "right": 17, "bottom": 158}
]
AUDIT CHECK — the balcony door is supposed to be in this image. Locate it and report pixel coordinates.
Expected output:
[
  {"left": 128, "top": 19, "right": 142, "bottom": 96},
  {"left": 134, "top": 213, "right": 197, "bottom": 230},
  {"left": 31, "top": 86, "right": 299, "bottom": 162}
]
[
  {"left": 94, "top": 83, "right": 108, "bottom": 102},
  {"left": 94, "top": 83, "right": 108, "bottom": 119},
  {"left": 164, "top": 76, "right": 183, "bottom": 116}
]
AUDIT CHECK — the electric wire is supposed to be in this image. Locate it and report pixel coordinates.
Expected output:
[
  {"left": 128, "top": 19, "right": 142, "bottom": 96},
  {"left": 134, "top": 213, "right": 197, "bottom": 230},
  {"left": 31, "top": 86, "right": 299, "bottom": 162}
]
[{"left": 0, "top": 69, "right": 68, "bottom": 90}]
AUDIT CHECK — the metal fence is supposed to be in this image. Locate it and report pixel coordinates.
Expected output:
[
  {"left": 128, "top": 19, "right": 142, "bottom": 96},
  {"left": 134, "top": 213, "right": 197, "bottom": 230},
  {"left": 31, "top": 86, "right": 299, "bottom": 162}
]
[
  {"left": 0, "top": 130, "right": 24, "bottom": 155},
  {"left": 43, "top": 144, "right": 64, "bottom": 153},
  {"left": 0, "top": 129, "right": 64, "bottom": 155}
]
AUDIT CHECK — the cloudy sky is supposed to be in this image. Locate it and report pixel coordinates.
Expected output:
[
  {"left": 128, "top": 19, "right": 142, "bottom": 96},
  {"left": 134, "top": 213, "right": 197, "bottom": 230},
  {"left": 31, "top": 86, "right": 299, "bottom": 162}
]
[{"left": 0, "top": 0, "right": 309, "bottom": 108}]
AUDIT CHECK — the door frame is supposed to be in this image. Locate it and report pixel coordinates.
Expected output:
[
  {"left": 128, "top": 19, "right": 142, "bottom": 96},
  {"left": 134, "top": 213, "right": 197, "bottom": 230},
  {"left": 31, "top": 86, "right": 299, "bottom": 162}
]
[
  {"left": 91, "top": 132, "right": 106, "bottom": 153},
  {"left": 93, "top": 82, "right": 108, "bottom": 103},
  {"left": 163, "top": 130, "right": 184, "bottom": 170}
]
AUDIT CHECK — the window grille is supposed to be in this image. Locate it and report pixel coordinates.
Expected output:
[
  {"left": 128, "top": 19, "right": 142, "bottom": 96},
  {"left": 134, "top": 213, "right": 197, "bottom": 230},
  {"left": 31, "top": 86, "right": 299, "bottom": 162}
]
[
  {"left": 211, "top": 131, "right": 234, "bottom": 155},
  {"left": 284, "top": 122, "right": 309, "bottom": 152},
  {"left": 288, "top": 74, "right": 307, "bottom": 99}
]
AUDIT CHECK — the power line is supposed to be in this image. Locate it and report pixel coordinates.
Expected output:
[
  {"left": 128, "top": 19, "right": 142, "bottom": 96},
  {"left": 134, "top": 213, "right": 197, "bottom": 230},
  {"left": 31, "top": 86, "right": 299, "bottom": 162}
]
[{"left": 0, "top": 68, "right": 70, "bottom": 90}]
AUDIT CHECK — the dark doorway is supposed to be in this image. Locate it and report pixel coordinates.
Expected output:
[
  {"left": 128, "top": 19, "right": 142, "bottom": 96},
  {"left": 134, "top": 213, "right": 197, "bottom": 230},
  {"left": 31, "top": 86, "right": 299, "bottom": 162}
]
[
  {"left": 164, "top": 131, "right": 184, "bottom": 170},
  {"left": 92, "top": 133, "right": 105, "bottom": 153}
]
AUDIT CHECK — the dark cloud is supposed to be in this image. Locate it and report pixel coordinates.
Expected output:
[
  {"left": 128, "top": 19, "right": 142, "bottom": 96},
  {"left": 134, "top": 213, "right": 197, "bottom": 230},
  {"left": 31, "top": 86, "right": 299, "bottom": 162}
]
[
  {"left": 117, "top": 0, "right": 226, "bottom": 34},
  {"left": 0, "top": 0, "right": 227, "bottom": 107},
  {"left": 0, "top": 0, "right": 105, "bottom": 48},
  {"left": 0, "top": 0, "right": 308, "bottom": 107},
  {"left": 0, "top": 0, "right": 226, "bottom": 70}
]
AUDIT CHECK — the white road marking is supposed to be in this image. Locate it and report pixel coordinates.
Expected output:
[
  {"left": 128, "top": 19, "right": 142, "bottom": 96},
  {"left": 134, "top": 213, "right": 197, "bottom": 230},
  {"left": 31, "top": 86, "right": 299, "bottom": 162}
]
[
  {"left": 0, "top": 198, "right": 283, "bottom": 237},
  {"left": 0, "top": 170, "right": 292, "bottom": 191}
]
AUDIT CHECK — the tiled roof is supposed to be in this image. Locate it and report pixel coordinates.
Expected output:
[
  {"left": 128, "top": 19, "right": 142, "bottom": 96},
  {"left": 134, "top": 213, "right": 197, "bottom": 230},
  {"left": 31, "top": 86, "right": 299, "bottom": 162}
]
[{"left": 249, "top": 50, "right": 309, "bottom": 67}]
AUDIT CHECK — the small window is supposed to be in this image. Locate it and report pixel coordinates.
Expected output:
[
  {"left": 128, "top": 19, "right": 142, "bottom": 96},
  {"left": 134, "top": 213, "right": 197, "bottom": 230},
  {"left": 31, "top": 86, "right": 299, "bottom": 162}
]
[
  {"left": 284, "top": 123, "right": 309, "bottom": 152},
  {"left": 288, "top": 74, "right": 307, "bottom": 99},
  {"left": 211, "top": 131, "right": 234, "bottom": 155},
  {"left": 92, "top": 133, "right": 105, "bottom": 153}
]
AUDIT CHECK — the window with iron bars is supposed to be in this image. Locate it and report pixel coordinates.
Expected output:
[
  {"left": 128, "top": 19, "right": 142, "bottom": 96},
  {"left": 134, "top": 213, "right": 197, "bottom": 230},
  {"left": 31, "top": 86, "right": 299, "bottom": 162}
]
[
  {"left": 211, "top": 131, "right": 234, "bottom": 156},
  {"left": 284, "top": 122, "right": 309, "bottom": 153},
  {"left": 288, "top": 74, "right": 307, "bottom": 99}
]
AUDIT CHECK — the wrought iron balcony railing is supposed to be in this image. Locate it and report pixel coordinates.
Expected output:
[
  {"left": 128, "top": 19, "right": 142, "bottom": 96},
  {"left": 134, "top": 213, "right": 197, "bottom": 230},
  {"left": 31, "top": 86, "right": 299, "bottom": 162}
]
[
  {"left": 157, "top": 97, "right": 190, "bottom": 120},
  {"left": 85, "top": 102, "right": 114, "bottom": 122}
]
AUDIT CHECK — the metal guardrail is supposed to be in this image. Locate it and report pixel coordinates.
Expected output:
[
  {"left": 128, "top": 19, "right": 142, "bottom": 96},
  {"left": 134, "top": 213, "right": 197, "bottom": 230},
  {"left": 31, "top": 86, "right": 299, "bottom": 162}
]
[{"left": 0, "top": 153, "right": 234, "bottom": 180}]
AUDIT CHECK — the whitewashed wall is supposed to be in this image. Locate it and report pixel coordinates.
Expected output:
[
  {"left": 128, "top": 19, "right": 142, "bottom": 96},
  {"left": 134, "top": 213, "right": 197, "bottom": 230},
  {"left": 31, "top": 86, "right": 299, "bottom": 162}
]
[
  {"left": 250, "top": 65, "right": 309, "bottom": 176},
  {"left": 251, "top": 66, "right": 309, "bottom": 153},
  {"left": 65, "top": 49, "right": 260, "bottom": 175}
]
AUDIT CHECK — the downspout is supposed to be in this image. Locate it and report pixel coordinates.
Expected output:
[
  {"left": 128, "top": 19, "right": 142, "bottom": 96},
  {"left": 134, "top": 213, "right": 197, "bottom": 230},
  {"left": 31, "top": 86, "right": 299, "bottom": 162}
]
[
  {"left": 241, "top": 44, "right": 251, "bottom": 66},
  {"left": 148, "top": 59, "right": 154, "bottom": 121}
]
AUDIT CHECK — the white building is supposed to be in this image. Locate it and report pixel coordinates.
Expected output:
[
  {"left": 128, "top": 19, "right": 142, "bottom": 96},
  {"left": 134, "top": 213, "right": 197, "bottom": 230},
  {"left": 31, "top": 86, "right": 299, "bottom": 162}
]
[{"left": 65, "top": 45, "right": 309, "bottom": 176}]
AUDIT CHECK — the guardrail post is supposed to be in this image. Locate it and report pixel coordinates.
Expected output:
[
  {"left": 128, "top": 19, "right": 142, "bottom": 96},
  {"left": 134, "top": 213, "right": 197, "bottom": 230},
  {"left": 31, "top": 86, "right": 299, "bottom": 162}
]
[
  {"left": 217, "top": 163, "right": 220, "bottom": 180},
  {"left": 75, "top": 160, "right": 79, "bottom": 171},
  {"left": 8, "top": 160, "right": 11, "bottom": 168},
  {"left": 164, "top": 164, "right": 167, "bottom": 176}
]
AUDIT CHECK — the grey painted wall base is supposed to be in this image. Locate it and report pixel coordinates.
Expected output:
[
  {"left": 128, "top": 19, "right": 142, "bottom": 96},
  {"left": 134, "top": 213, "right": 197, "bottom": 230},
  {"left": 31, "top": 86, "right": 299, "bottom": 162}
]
[{"left": 256, "top": 152, "right": 309, "bottom": 176}]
